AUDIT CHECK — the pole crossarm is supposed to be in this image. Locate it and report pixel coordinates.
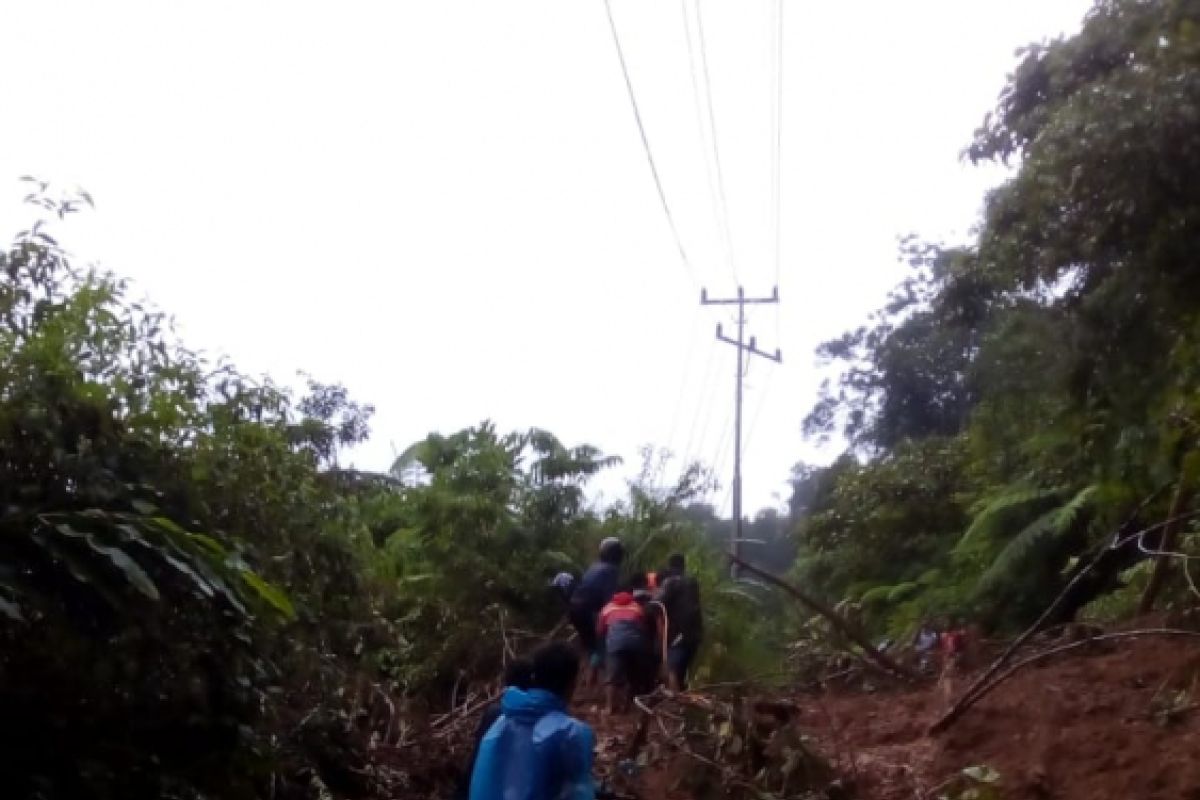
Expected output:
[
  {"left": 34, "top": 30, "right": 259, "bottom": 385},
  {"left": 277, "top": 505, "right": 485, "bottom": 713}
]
[
  {"left": 715, "top": 326, "right": 782, "bottom": 363},
  {"left": 701, "top": 286, "right": 779, "bottom": 306}
]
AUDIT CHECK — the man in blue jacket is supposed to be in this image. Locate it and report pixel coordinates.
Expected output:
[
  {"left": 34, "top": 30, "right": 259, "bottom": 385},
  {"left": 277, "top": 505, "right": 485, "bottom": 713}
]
[
  {"left": 469, "top": 641, "right": 596, "bottom": 800},
  {"left": 457, "top": 657, "right": 534, "bottom": 800}
]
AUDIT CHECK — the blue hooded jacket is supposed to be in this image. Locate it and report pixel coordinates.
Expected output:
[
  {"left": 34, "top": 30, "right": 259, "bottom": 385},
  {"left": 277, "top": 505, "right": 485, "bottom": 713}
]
[{"left": 468, "top": 687, "right": 596, "bottom": 800}]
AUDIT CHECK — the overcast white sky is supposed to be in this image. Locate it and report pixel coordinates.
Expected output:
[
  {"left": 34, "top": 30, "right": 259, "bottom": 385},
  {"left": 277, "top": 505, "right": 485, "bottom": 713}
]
[{"left": 0, "top": 1, "right": 1093, "bottom": 515}]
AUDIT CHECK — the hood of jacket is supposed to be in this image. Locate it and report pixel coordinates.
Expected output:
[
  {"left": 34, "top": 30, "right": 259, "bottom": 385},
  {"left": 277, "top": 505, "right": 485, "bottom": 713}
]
[{"left": 498, "top": 686, "right": 565, "bottom": 723}]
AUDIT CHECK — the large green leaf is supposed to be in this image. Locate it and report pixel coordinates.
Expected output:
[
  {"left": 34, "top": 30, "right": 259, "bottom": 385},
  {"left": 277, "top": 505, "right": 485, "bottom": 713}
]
[
  {"left": 55, "top": 522, "right": 160, "bottom": 601},
  {"left": 120, "top": 524, "right": 217, "bottom": 600},
  {"left": 187, "top": 532, "right": 228, "bottom": 558},
  {"left": 240, "top": 571, "right": 295, "bottom": 619},
  {"left": 30, "top": 528, "right": 129, "bottom": 610}
]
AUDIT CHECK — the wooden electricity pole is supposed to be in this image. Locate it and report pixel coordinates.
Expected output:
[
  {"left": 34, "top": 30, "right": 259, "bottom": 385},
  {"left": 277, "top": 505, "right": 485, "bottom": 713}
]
[{"left": 701, "top": 286, "right": 781, "bottom": 578}]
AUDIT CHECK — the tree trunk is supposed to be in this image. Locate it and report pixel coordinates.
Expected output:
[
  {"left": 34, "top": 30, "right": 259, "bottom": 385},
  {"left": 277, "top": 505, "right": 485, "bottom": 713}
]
[
  {"left": 1138, "top": 480, "right": 1194, "bottom": 615},
  {"left": 727, "top": 554, "right": 919, "bottom": 681}
]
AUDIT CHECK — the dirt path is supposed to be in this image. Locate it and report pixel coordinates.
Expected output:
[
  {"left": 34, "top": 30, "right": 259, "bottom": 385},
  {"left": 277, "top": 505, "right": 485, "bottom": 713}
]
[{"left": 579, "top": 635, "right": 1200, "bottom": 799}]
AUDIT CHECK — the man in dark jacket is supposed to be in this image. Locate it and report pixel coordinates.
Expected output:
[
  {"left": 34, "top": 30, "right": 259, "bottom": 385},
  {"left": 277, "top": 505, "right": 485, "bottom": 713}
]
[
  {"left": 659, "top": 553, "right": 702, "bottom": 691},
  {"left": 568, "top": 537, "right": 623, "bottom": 685}
]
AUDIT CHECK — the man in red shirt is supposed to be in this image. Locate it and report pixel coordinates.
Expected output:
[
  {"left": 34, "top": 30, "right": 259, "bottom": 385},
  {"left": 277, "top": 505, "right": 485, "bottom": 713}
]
[
  {"left": 940, "top": 622, "right": 966, "bottom": 664},
  {"left": 938, "top": 619, "right": 968, "bottom": 704},
  {"left": 597, "top": 586, "right": 656, "bottom": 714}
]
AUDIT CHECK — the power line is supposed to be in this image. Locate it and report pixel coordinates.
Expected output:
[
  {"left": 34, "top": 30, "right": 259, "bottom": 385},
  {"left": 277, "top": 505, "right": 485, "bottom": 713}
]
[
  {"left": 719, "top": 479, "right": 734, "bottom": 519},
  {"left": 712, "top": 404, "right": 733, "bottom": 511},
  {"left": 693, "top": 0, "right": 739, "bottom": 284},
  {"left": 732, "top": 364, "right": 780, "bottom": 519},
  {"left": 691, "top": 310, "right": 739, "bottom": 485},
  {"left": 711, "top": 407, "right": 731, "bottom": 477},
  {"left": 665, "top": 306, "right": 703, "bottom": 455},
  {"left": 743, "top": 358, "right": 777, "bottom": 457},
  {"left": 769, "top": 0, "right": 785, "bottom": 342},
  {"left": 600, "top": 0, "right": 695, "bottom": 282},
  {"left": 770, "top": 0, "right": 784, "bottom": 290},
  {"left": 681, "top": 0, "right": 735, "bottom": 284},
  {"left": 682, "top": 340, "right": 719, "bottom": 468}
]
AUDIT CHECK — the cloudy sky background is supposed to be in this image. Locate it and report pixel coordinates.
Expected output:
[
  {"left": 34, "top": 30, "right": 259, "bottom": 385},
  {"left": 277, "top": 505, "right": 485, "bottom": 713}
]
[{"left": 0, "top": 0, "right": 1094, "bottom": 513}]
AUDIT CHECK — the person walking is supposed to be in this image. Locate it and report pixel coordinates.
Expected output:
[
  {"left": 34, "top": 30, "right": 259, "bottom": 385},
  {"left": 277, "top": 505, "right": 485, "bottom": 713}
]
[
  {"left": 568, "top": 537, "right": 623, "bottom": 686},
  {"left": 597, "top": 582, "right": 656, "bottom": 714},
  {"left": 469, "top": 642, "right": 595, "bottom": 800},
  {"left": 658, "top": 553, "right": 703, "bottom": 691}
]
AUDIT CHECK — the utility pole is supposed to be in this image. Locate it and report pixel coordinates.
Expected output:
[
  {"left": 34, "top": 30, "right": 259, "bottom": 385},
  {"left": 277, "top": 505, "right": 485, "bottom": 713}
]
[{"left": 701, "top": 286, "right": 781, "bottom": 579}]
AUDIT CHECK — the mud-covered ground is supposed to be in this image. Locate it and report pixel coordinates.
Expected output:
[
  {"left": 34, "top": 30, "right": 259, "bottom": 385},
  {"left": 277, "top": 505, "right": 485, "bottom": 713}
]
[{"left": 388, "top": 630, "right": 1200, "bottom": 799}]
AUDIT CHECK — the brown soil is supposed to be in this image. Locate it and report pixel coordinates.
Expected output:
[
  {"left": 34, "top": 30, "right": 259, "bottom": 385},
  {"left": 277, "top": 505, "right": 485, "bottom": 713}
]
[{"left": 581, "top": 634, "right": 1200, "bottom": 799}]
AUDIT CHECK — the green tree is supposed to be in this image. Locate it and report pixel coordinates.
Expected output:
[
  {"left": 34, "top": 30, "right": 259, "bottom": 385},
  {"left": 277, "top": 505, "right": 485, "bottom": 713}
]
[
  {"left": 796, "top": 0, "right": 1200, "bottom": 633},
  {"left": 805, "top": 244, "right": 993, "bottom": 452},
  {"left": 0, "top": 188, "right": 304, "bottom": 799}
]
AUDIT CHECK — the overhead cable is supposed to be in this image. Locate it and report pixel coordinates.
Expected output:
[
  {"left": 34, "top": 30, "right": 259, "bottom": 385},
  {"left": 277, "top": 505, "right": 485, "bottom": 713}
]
[
  {"left": 600, "top": 0, "right": 695, "bottom": 282},
  {"left": 682, "top": 0, "right": 736, "bottom": 284},
  {"left": 666, "top": 306, "right": 703, "bottom": 455},
  {"left": 770, "top": 0, "right": 784, "bottom": 290},
  {"left": 770, "top": 0, "right": 785, "bottom": 340},
  {"left": 681, "top": 339, "right": 719, "bottom": 467},
  {"left": 693, "top": 0, "right": 739, "bottom": 283}
]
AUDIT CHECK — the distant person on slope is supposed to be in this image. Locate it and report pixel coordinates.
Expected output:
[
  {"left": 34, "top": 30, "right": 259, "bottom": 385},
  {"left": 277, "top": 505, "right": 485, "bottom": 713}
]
[
  {"left": 937, "top": 618, "right": 968, "bottom": 704},
  {"left": 658, "top": 553, "right": 703, "bottom": 691},
  {"left": 940, "top": 619, "right": 966, "bottom": 666},
  {"left": 457, "top": 657, "right": 534, "bottom": 800},
  {"left": 469, "top": 642, "right": 595, "bottom": 800},
  {"left": 913, "top": 620, "right": 940, "bottom": 674},
  {"left": 569, "top": 537, "right": 624, "bottom": 685}
]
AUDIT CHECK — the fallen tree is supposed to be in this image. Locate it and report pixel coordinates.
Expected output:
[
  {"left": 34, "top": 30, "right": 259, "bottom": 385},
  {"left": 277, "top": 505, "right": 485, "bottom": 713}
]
[{"left": 728, "top": 554, "right": 920, "bottom": 682}]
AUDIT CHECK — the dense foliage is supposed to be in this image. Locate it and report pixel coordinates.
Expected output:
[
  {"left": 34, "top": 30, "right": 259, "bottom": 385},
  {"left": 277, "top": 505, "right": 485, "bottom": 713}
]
[
  {"left": 0, "top": 186, "right": 788, "bottom": 799},
  {"left": 795, "top": 0, "right": 1200, "bottom": 637}
]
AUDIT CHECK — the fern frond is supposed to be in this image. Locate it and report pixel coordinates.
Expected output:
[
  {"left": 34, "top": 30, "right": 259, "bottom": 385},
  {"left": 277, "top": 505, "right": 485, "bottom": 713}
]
[
  {"left": 916, "top": 568, "right": 944, "bottom": 586},
  {"left": 954, "top": 485, "right": 1066, "bottom": 567},
  {"left": 887, "top": 582, "right": 922, "bottom": 603},
  {"left": 716, "top": 585, "right": 763, "bottom": 606},
  {"left": 859, "top": 584, "right": 894, "bottom": 605},
  {"left": 975, "top": 485, "right": 1098, "bottom": 598},
  {"left": 859, "top": 581, "right": 921, "bottom": 605}
]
